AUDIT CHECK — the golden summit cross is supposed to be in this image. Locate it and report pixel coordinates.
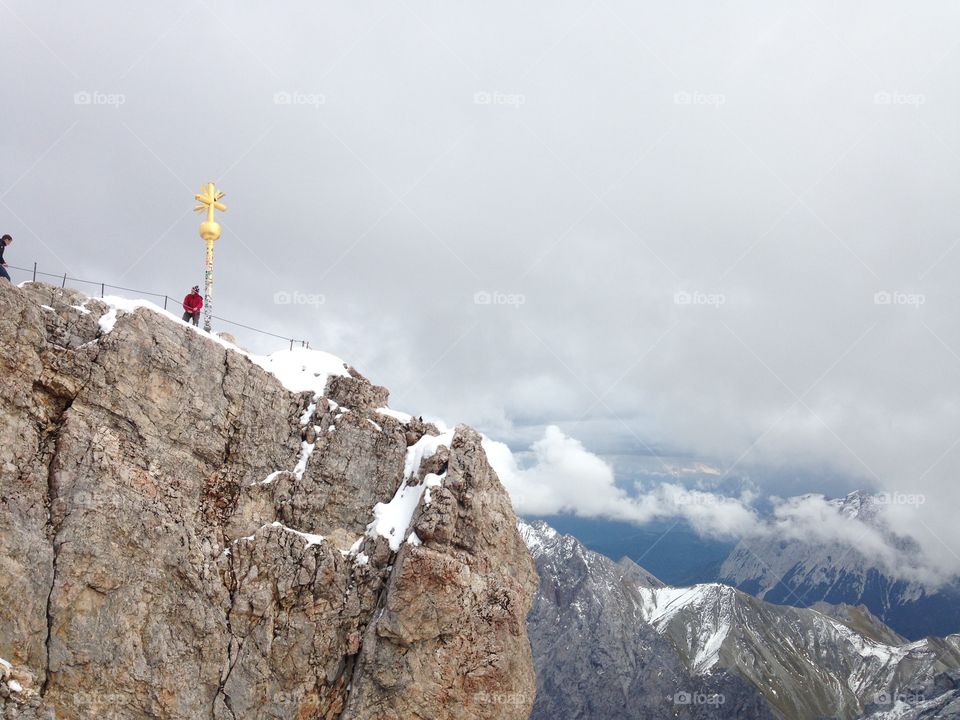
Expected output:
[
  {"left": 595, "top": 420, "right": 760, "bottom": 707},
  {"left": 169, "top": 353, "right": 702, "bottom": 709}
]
[{"left": 193, "top": 182, "right": 227, "bottom": 332}]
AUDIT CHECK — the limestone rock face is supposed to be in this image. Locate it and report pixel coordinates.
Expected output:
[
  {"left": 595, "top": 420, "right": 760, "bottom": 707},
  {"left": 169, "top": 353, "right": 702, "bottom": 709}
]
[
  {"left": 0, "top": 281, "right": 537, "bottom": 720},
  {"left": 344, "top": 428, "right": 538, "bottom": 719}
]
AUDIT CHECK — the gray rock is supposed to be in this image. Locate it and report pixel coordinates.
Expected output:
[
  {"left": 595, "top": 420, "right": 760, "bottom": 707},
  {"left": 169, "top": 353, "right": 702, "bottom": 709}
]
[
  {"left": 523, "top": 520, "right": 960, "bottom": 720},
  {"left": 521, "top": 521, "right": 775, "bottom": 720},
  {"left": 0, "top": 282, "right": 537, "bottom": 720},
  {"left": 343, "top": 427, "right": 538, "bottom": 720}
]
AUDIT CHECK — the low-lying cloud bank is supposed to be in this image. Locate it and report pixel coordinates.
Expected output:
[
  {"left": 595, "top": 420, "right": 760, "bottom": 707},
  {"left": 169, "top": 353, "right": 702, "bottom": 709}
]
[
  {"left": 481, "top": 426, "right": 760, "bottom": 536},
  {"left": 482, "top": 426, "right": 958, "bottom": 589}
]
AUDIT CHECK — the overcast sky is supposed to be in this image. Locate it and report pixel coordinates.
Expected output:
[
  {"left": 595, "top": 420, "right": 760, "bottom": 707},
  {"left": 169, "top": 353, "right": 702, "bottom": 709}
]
[{"left": 3, "top": 1, "right": 960, "bottom": 582}]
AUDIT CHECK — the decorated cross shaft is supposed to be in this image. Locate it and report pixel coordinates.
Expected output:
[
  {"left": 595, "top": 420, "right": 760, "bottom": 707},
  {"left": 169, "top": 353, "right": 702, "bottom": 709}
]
[{"left": 193, "top": 182, "right": 227, "bottom": 333}]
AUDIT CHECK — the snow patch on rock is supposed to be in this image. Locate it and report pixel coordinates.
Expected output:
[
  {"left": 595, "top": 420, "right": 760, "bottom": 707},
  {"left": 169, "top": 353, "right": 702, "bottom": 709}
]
[
  {"left": 270, "top": 521, "right": 325, "bottom": 548},
  {"left": 404, "top": 430, "right": 454, "bottom": 481},
  {"left": 376, "top": 407, "right": 412, "bottom": 424},
  {"left": 368, "top": 473, "right": 445, "bottom": 552},
  {"left": 293, "top": 441, "right": 316, "bottom": 480}
]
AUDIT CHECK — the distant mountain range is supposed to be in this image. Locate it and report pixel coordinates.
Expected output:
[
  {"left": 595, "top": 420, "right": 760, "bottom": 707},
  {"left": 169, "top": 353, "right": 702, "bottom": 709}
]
[
  {"left": 719, "top": 491, "right": 960, "bottom": 640},
  {"left": 528, "top": 491, "right": 960, "bottom": 641},
  {"left": 523, "top": 520, "right": 960, "bottom": 720},
  {"left": 523, "top": 514, "right": 736, "bottom": 586},
  {"left": 523, "top": 521, "right": 775, "bottom": 720}
]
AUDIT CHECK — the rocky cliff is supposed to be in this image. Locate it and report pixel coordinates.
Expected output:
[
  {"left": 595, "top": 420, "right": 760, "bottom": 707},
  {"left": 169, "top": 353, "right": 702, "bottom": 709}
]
[{"left": 0, "top": 281, "right": 537, "bottom": 720}]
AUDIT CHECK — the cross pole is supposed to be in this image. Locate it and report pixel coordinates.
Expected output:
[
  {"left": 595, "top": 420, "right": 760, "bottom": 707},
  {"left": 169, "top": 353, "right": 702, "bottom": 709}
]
[{"left": 193, "top": 182, "right": 227, "bottom": 333}]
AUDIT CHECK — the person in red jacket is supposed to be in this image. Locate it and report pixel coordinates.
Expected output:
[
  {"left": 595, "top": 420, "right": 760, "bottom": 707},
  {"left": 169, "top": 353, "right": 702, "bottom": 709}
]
[{"left": 182, "top": 286, "right": 203, "bottom": 326}]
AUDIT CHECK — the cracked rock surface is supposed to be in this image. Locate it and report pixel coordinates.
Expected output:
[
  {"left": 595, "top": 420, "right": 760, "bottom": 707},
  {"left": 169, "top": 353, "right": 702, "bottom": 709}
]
[{"left": 0, "top": 282, "right": 537, "bottom": 720}]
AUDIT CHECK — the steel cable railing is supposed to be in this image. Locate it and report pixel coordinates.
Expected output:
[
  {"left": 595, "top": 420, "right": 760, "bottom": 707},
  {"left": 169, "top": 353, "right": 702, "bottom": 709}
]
[{"left": 4, "top": 262, "right": 312, "bottom": 351}]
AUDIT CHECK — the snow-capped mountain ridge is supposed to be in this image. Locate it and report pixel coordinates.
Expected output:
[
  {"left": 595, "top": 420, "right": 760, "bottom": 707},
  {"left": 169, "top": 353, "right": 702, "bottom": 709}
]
[
  {"left": 721, "top": 491, "right": 960, "bottom": 639},
  {"left": 522, "top": 519, "right": 960, "bottom": 720},
  {"left": 518, "top": 519, "right": 558, "bottom": 554}
]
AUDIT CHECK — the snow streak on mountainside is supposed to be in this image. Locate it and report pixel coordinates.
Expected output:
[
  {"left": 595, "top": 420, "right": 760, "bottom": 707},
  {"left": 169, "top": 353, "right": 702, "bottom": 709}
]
[
  {"left": 523, "top": 520, "right": 960, "bottom": 720},
  {"left": 638, "top": 584, "right": 735, "bottom": 674}
]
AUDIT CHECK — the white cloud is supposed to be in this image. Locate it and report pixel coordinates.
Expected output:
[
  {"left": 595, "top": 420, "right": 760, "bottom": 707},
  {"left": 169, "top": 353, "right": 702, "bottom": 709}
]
[
  {"left": 482, "top": 427, "right": 762, "bottom": 536},
  {"left": 760, "top": 494, "right": 949, "bottom": 587},
  {"left": 8, "top": 1, "right": 960, "bottom": 589},
  {"left": 482, "top": 426, "right": 632, "bottom": 519},
  {"left": 485, "top": 427, "right": 959, "bottom": 588}
]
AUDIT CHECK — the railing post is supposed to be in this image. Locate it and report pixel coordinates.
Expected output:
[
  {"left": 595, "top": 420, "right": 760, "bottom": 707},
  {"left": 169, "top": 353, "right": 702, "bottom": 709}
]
[
  {"left": 32, "top": 262, "right": 37, "bottom": 282},
  {"left": 100, "top": 283, "right": 105, "bottom": 298},
  {"left": 61, "top": 273, "right": 67, "bottom": 288},
  {"left": 289, "top": 339, "right": 294, "bottom": 351},
  {"left": 163, "top": 296, "right": 168, "bottom": 311}
]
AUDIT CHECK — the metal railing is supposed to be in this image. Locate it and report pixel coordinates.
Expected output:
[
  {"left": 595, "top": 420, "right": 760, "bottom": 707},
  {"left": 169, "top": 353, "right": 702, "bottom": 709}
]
[{"left": 6, "top": 262, "right": 312, "bottom": 351}]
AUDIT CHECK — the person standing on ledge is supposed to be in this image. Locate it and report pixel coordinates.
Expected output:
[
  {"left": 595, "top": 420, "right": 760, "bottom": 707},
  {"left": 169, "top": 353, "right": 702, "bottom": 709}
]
[
  {"left": 182, "top": 285, "right": 203, "bottom": 326},
  {"left": 0, "top": 235, "right": 12, "bottom": 282}
]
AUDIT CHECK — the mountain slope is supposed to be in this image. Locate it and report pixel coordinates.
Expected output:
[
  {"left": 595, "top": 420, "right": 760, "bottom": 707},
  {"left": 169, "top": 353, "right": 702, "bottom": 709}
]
[
  {"left": 861, "top": 670, "right": 960, "bottom": 719},
  {"left": 720, "top": 491, "right": 960, "bottom": 640},
  {"left": 524, "top": 520, "right": 960, "bottom": 720},
  {"left": 811, "top": 602, "right": 908, "bottom": 646},
  {"left": 0, "top": 281, "right": 537, "bottom": 720},
  {"left": 522, "top": 522, "right": 774, "bottom": 720}
]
